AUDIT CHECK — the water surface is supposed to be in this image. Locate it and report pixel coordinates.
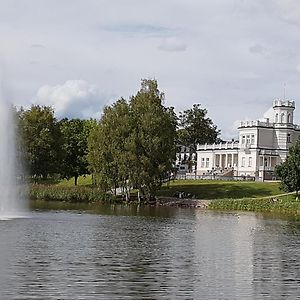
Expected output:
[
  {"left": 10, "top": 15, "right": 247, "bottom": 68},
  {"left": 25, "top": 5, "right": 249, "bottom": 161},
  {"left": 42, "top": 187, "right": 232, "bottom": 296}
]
[{"left": 0, "top": 205, "right": 299, "bottom": 299}]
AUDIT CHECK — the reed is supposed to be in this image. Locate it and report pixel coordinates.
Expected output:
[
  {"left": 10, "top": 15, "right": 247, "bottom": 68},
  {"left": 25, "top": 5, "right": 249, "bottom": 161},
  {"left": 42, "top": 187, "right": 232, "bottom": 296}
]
[
  {"left": 209, "top": 195, "right": 300, "bottom": 215},
  {"left": 29, "top": 184, "right": 111, "bottom": 203}
]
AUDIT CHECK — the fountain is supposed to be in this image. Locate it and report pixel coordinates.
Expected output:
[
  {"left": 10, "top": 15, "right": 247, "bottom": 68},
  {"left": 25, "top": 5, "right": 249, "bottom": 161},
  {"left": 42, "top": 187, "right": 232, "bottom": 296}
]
[{"left": 0, "top": 93, "right": 27, "bottom": 219}]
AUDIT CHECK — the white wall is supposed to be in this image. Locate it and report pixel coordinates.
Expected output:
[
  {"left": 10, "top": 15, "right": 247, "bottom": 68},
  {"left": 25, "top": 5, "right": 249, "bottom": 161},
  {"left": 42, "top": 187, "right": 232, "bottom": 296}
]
[
  {"left": 237, "top": 149, "right": 257, "bottom": 176},
  {"left": 197, "top": 151, "right": 214, "bottom": 174}
]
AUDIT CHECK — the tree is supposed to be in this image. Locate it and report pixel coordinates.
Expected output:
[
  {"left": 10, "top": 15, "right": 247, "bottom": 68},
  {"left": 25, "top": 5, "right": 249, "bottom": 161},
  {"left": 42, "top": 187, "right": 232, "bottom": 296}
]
[
  {"left": 19, "top": 105, "right": 62, "bottom": 180},
  {"left": 59, "top": 118, "right": 96, "bottom": 185},
  {"left": 87, "top": 79, "right": 177, "bottom": 201},
  {"left": 178, "top": 104, "right": 220, "bottom": 152},
  {"left": 275, "top": 139, "right": 300, "bottom": 197},
  {"left": 129, "top": 79, "right": 177, "bottom": 200},
  {"left": 88, "top": 99, "right": 132, "bottom": 196}
]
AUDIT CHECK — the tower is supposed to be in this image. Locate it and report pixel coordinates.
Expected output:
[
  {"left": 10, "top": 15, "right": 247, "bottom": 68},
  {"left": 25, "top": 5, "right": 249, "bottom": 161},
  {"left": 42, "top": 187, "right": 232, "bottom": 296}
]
[{"left": 273, "top": 100, "right": 295, "bottom": 125}]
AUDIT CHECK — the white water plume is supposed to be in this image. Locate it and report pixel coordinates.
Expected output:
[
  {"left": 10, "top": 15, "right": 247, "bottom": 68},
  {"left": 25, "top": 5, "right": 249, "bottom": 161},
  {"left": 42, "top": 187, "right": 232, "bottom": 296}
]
[{"left": 0, "top": 91, "right": 27, "bottom": 219}]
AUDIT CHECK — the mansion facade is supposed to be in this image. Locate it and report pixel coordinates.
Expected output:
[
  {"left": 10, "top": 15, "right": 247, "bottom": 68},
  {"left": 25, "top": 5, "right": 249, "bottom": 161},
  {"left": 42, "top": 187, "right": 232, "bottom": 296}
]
[{"left": 196, "top": 100, "right": 300, "bottom": 180}]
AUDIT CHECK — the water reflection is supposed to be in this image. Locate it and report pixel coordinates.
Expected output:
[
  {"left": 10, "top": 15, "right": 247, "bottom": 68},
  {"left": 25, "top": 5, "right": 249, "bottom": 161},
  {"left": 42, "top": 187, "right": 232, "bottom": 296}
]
[
  {"left": 0, "top": 206, "right": 299, "bottom": 299},
  {"left": 252, "top": 217, "right": 300, "bottom": 298}
]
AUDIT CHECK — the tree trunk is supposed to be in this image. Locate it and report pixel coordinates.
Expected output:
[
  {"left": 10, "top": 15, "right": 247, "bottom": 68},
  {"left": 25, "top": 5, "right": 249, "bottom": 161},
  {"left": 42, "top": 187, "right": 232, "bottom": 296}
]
[
  {"left": 74, "top": 175, "right": 78, "bottom": 186},
  {"left": 137, "top": 190, "right": 140, "bottom": 203}
]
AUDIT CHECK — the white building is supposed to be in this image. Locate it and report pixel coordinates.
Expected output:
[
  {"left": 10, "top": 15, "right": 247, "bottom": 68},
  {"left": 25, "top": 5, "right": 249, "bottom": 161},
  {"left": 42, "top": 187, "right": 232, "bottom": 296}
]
[
  {"left": 175, "top": 145, "right": 196, "bottom": 173},
  {"left": 196, "top": 100, "right": 300, "bottom": 180}
]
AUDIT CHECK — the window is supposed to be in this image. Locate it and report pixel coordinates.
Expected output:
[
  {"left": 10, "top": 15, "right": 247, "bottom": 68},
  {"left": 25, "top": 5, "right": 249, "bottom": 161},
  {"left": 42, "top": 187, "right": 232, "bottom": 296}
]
[
  {"left": 281, "top": 113, "right": 284, "bottom": 123},
  {"left": 251, "top": 134, "right": 255, "bottom": 145},
  {"left": 246, "top": 135, "right": 250, "bottom": 145},
  {"left": 275, "top": 113, "right": 278, "bottom": 123},
  {"left": 241, "top": 157, "right": 245, "bottom": 167},
  {"left": 242, "top": 135, "right": 245, "bottom": 144},
  {"left": 201, "top": 158, "right": 205, "bottom": 168},
  {"left": 287, "top": 133, "right": 291, "bottom": 143},
  {"left": 205, "top": 158, "right": 209, "bottom": 168},
  {"left": 288, "top": 114, "right": 291, "bottom": 123},
  {"left": 248, "top": 157, "right": 252, "bottom": 167}
]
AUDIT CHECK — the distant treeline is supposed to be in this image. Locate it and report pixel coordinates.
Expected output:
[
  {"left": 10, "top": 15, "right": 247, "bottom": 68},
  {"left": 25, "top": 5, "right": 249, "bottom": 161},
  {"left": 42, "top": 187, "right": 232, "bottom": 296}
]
[{"left": 16, "top": 79, "right": 220, "bottom": 200}]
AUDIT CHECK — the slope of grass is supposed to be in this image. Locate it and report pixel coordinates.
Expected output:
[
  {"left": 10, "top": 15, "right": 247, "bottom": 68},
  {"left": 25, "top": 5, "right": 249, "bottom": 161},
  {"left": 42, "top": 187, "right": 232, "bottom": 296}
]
[
  {"left": 158, "top": 180, "right": 281, "bottom": 199},
  {"left": 57, "top": 175, "right": 93, "bottom": 187}
]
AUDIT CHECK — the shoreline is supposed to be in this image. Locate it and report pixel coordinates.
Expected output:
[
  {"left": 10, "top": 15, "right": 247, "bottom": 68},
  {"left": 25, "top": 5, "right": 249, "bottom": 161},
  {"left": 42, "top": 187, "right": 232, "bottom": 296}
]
[
  {"left": 29, "top": 183, "right": 299, "bottom": 215},
  {"left": 156, "top": 196, "right": 211, "bottom": 209},
  {"left": 156, "top": 193, "right": 300, "bottom": 216}
]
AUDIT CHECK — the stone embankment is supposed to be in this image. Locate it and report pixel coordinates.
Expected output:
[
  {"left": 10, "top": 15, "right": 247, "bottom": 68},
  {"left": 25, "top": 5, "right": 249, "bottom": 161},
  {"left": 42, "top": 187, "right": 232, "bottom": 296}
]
[{"left": 156, "top": 197, "right": 211, "bottom": 208}]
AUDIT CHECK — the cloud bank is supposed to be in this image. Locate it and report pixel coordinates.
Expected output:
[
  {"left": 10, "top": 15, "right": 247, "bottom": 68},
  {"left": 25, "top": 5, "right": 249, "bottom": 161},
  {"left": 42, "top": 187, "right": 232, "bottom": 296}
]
[{"left": 34, "top": 80, "right": 110, "bottom": 119}]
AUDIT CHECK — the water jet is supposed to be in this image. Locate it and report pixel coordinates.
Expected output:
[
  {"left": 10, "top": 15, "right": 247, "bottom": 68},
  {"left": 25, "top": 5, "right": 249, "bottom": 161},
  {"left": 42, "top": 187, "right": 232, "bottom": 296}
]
[{"left": 0, "top": 94, "right": 27, "bottom": 219}]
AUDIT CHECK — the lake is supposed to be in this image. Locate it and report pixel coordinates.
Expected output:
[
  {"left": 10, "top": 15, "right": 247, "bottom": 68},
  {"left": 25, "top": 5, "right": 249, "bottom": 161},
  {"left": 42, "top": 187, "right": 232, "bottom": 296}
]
[{"left": 0, "top": 204, "right": 299, "bottom": 299}]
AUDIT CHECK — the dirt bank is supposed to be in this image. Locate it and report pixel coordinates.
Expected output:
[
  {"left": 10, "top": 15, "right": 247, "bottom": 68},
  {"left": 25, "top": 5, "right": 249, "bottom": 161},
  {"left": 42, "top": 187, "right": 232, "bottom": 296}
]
[{"left": 156, "top": 197, "right": 211, "bottom": 208}]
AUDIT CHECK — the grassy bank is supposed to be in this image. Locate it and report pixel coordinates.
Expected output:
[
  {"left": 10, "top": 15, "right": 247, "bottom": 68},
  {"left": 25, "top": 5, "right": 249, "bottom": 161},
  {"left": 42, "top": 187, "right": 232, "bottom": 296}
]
[
  {"left": 30, "top": 184, "right": 110, "bottom": 203},
  {"left": 30, "top": 178, "right": 282, "bottom": 203},
  {"left": 209, "top": 194, "right": 300, "bottom": 216},
  {"left": 31, "top": 178, "right": 297, "bottom": 215},
  {"left": 158, "top": 180, "right": 281, "bottom": 199}
]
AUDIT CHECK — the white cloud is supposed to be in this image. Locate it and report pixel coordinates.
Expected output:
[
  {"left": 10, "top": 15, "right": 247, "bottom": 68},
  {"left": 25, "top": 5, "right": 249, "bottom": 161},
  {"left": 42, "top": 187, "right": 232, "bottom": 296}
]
[
  {"left": 158, "top": 37, "right": 187, "bottom": 52},
  {"left": 274, "top": 0, "right": 300, "bottom": 26},
  {"left": 34, "top": 80, "right": 111, "bottom": 119}
]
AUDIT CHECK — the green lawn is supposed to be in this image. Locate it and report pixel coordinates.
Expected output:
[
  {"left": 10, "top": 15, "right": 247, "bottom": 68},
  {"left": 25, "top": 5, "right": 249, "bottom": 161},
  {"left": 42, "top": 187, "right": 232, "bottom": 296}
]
[
  {"left": 57, "top": 175, "right": 93, "bottom": 187},
  {"left": 158, "top": 179, "right": 281, "bottom": 199}
]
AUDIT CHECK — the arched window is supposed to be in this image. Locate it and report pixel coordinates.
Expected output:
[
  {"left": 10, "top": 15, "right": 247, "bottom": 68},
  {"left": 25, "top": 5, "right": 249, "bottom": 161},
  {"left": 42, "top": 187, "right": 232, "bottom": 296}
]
[
  {"left": 287, "top": 113, "right": 291, "bottom": 123},
  {"left": 281, "top": 113, "right": 284, "bottom": 123},
  {"left": 275, "top": 113, "right": 279, "bottom": 123}
]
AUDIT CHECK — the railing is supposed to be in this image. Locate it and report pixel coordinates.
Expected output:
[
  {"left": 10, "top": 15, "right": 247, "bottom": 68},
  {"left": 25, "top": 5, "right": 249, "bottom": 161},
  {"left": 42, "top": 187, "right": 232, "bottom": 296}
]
[
  {"left": 258, "top": 149, "right": 279, "bottom": 155},
  {"left": 197, "top": 142, "right": 239, "bottom": 151},
  {"left": 175, "top": 173, "right": 255, "bottom": 181},
  {"left": 259, "top": 166, "right": 275, "bottom": 171},
  {"left": 273, "top": 99, "right": 295, "bottom": 108},
  {"left": 239, "top": 120, "right": 273, "bottom": 128}
]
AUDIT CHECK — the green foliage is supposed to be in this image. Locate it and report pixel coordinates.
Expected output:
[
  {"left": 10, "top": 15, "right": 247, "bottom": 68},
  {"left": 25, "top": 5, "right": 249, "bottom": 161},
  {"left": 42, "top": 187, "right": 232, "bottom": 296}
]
[
  {"left": 129, "top": 79, "right": 177, "bottom": 200},
  {"left": 59, "top": 118, "right": 96, "bottom": 185},
  {"left": 19, "top": 105, "right": 62, "bottom": 179},
  {"left": 209, "top": 195, "right": 300, "bottom": 216},
  {"left": 88, "top": 98, "right": 132, "bottom": 194},
  {"left": 88, "top": 79, "right": 177, "bottom": 201},
  {"left": 178, "top": 104, "right": 220, "bottom": 151},
  {"left": 276, "top": 139, "right": 300, "bottom": 195}
]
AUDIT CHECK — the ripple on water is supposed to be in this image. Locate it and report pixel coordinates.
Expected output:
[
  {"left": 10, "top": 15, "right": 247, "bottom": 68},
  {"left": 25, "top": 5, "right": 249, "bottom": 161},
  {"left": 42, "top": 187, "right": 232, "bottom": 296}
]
[{"left": 0, "top": 209, "right": 299, "bottom": 299}]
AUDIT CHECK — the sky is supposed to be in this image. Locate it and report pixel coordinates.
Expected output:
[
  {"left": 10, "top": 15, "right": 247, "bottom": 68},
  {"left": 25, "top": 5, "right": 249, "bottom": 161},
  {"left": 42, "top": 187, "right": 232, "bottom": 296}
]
[{"left": 1, "top": 0, "right": 300, "bottom": 139}]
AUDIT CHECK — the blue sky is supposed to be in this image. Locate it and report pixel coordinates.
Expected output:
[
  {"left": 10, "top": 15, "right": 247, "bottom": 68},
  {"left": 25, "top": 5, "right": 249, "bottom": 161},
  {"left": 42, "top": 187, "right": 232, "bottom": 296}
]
[{"left": 1, "top": 0, "right": 300, "bottom": 138}]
